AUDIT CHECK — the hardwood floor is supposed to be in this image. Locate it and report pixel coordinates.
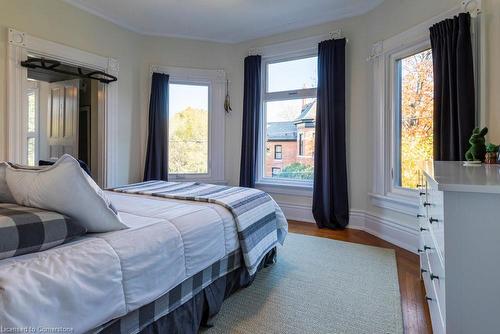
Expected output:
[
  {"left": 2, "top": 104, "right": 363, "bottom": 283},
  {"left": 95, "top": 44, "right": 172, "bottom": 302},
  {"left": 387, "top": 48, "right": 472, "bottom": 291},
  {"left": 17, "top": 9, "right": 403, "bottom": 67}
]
[{"left": 288, "top": 220, "right": 432, "bottom": 334}]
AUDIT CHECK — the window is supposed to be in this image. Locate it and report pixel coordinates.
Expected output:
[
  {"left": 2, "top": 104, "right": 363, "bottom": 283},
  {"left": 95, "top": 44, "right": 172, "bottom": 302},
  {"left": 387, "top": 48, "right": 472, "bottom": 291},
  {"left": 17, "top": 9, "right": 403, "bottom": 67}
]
[
  {"left": 152, "top": 65, "right": 225, "bottom": 182},
  {"left": 274, "top": 145, "right": 282, "bottom": 160},
  {"left": 261, "top": 54, "right": 317, "bottom": 185},
  {"left": 370, "top": 9, "right": 479, "bottom": 215},
  {"left": 168, "top": 83, "right": 209, "bottom": 174},
  {"left": 395, "top": 49, "right": 434, "bottom": 189},
  {"left": 26, "top": 82, "right": 39, "bottom": 166},
  {"left": 298, "top": 133, "right": 305, "bottom": 156}
]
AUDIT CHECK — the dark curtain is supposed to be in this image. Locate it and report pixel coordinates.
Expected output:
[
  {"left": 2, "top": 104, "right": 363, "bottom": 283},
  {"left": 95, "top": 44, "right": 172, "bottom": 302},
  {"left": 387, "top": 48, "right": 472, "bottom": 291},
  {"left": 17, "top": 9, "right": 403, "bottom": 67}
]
[
  {"left": 239, "top": 55, "right": 261, "bottom": 188},
  {"left": 312, "top": 38, "right": 349, "bottom": 229},
  {"left": 430, "top": 12, "right": 475, "bottom": 161},
  {"left": 144, "top": 72, "right": 169, "bottom": 181}
]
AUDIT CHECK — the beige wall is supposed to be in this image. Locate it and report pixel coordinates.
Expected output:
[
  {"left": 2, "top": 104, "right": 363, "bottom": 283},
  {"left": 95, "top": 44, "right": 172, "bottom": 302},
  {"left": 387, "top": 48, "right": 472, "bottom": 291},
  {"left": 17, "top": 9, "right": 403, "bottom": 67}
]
[
  {"left": 0, "top": 0, "right": 143, "bottom": 184},
  {"left": 484, "top": 0, "right": 500, "bottom": 142},
  {"left": 0, "top": 0, "right": 498, "bottom": 228}
]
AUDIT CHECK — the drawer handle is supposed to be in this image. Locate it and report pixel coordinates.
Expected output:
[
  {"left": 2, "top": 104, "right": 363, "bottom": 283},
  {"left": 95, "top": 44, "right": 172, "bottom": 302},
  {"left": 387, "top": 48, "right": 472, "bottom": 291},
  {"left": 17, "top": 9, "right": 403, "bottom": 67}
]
[
  {"left": 429, "top": 217, "right": 438, "bottom": 224},
  {"left": 425, "top": 296, "right": 433, "bottom": 301},
  {"left": 423, "top": 202, "right": 431, "bottom": 207},
  {"left": 420, "top": 227, "right": 428, "bottom": 232},
  {"left": 430, "top": 273, "right": 440, "bottom": 281},
  {"left": 417, "top": 184, "right": 423, "bottom": 188},
  {"left": 423, "top": 245, "right": 432, "bottom": 251},
  {"left": 417, "top": 248, "right": 424, "bottom": 253},
  {"left": 417, "top": 214, "right": 424, "bottom": 218},
  {"left": 419, "top": 192, "right": 426, "bottom": 196},
  {"left": 420, "top": 269, "right": 428, "bottom": 274}
]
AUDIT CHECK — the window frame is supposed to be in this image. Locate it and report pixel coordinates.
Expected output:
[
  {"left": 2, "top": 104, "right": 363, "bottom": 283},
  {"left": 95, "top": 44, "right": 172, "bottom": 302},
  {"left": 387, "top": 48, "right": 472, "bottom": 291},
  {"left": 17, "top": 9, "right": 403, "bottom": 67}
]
[
  {"left": 274, "top": 144, "right": 282, "bottom": 160},
  {"left": 26, "top": 80, "right": 39, "bottom": 166},
  {"left": 389, "top": 41, "right": 432, "bottom": 197},
  {"left": 168, "top": 80, "right": 211, "bottom": 176},
  {"left": 149, "top": 65, "right": 226, "bottom": 183},
  {"left": 257, "top": 50, "right": 318, "bottom": 190}
]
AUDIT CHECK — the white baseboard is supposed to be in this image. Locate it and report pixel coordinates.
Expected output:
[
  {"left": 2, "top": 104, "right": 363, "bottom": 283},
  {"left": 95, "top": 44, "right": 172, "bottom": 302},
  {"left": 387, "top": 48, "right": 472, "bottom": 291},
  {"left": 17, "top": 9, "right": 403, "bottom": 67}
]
[
  {"left": 278, "top": 201, "right": 315, "bottom": 223},
  {"left": 276, "top": 201, "right": 418, "bottom": 254},
  {"left": 350, "top": 210, "right": 419, "bottom": 253}
]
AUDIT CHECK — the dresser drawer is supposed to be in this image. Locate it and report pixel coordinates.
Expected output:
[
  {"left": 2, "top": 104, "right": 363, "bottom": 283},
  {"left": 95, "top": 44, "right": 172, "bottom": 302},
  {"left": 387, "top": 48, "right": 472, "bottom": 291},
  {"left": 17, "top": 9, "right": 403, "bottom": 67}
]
[
  {"left": 419, "top": 244, "right": 429, "bottom": 273},
  {"left": 423, "top": 267, "right": 445, "bottom": 334},
  {"left": 425, "top": 182, "right": 445, "bottom": 258}
]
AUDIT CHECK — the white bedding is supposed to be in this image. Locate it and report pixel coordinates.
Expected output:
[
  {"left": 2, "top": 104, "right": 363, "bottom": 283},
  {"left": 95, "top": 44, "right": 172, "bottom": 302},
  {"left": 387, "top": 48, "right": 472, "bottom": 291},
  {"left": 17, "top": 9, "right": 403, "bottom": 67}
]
[{"left": 0, "top": 191, "right": 251, "bottom": 333}]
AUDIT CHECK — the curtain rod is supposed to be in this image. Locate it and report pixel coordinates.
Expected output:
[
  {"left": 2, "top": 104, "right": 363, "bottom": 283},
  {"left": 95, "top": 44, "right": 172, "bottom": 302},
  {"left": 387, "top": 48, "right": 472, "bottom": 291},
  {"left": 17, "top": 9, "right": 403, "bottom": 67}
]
[
  {"left": 248, "top": 29, "right": 348, "bottom": 56},
  {"left": 20, "top": 58, "right": 117, "bottom": 84}
]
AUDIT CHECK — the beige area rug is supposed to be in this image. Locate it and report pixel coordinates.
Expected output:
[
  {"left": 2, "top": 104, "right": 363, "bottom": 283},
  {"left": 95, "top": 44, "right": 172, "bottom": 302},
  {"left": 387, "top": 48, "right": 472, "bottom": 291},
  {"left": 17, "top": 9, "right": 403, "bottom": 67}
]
[{"left": 203, "top": 233, "right": 403, "bottom": 334}]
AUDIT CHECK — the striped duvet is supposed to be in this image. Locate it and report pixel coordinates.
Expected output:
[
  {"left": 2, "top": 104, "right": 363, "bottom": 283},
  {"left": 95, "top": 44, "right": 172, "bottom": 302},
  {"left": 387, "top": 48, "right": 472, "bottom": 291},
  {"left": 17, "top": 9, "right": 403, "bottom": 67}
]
[{"left": 110, "top": 181, "right": 287, "bottom": 275}]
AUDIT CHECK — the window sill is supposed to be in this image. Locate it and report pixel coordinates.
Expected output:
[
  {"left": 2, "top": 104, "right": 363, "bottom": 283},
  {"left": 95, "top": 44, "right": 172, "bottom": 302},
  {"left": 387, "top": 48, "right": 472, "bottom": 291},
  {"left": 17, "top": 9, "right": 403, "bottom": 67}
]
[
  {"left": 256, "top": 181, "right": 313, "bottom": 197},
  {"left": 369, "top": 192, "right": 419, "bottom": 216}
]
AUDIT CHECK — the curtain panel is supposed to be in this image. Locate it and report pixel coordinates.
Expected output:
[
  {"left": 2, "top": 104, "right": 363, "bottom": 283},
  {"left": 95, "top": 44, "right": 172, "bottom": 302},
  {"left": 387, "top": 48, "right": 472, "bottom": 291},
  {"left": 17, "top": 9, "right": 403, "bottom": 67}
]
[
  {"left": 312, "top": 38, "right": 349, "bottom": 229},
  {"left": 430, "top": 12, "right": 475, "bottom": 161},
  {"left": 239, "top": 55, "right": 262, "bottom": 188},
  {"left": 144, "top": 72, "right": 169, "bottom": 181}
]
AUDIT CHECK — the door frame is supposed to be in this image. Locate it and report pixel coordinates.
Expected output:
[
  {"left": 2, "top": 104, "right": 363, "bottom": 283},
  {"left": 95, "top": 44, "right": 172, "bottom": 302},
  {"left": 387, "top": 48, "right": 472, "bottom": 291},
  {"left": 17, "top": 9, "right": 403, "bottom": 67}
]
[{"left": 6, "top": 28, "right": 119, "bottom": 187}]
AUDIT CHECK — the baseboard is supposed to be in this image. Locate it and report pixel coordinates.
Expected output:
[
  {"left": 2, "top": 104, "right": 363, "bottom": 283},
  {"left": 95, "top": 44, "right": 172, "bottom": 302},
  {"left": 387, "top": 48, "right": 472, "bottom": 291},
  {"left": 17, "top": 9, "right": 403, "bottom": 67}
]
[
  {"left": 277, "top": 201, "right": 315, "bottom": 223},
  {"left": 351, "top": 210, "right": 419, "bottom": 253},
  {"left": 276, "top": 201, "right": 418, "bottom": 254}
]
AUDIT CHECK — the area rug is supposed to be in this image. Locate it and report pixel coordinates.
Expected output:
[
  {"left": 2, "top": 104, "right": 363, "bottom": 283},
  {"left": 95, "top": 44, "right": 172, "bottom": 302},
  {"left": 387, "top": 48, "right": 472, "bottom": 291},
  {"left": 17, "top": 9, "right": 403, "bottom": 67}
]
[{"left": 204, "top": 233, "right": 403, "bottom": 334}]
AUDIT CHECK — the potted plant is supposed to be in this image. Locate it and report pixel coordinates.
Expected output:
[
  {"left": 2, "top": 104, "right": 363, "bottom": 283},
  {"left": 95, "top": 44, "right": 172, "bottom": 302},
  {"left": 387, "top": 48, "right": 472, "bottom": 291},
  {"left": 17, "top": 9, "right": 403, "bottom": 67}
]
[{"left": 485, "top": 143, "right": 498, "bottom": 164}]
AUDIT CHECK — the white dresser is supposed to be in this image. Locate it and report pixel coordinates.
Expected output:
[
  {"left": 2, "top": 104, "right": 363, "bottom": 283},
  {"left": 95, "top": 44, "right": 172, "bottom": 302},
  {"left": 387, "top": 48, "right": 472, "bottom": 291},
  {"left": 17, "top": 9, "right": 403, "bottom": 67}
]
[{"left": 418, "top": 161, "right": 500, "bottom": 334}]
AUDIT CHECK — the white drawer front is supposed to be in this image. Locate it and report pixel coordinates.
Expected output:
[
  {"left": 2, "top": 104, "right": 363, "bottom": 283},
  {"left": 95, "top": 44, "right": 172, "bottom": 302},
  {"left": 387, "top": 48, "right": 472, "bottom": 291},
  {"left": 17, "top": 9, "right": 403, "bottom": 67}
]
[{"left": 423, "top": 268, "right": 445, "bottom": 334}]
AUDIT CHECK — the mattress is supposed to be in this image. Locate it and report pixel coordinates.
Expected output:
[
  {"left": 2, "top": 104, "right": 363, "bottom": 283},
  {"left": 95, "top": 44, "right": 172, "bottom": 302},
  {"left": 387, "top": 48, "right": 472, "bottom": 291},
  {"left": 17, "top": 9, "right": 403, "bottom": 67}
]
[{"left": 0, "top": 192, "right": 242, "bottom": 333}]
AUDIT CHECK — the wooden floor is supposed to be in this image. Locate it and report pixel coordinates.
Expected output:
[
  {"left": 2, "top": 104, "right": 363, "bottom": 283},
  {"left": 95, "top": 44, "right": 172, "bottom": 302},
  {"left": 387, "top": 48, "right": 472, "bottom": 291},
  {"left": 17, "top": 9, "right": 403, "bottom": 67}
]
[{"left": 288, "top": 221, "right": 432, "bottom": 334}]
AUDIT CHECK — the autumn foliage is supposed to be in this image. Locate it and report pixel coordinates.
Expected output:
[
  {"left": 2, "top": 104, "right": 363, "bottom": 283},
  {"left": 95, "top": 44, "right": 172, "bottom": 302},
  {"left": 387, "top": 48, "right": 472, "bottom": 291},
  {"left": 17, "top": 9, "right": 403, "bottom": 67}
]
[{"left": 399, "top": 49, "right": 434, "bottom": 188}]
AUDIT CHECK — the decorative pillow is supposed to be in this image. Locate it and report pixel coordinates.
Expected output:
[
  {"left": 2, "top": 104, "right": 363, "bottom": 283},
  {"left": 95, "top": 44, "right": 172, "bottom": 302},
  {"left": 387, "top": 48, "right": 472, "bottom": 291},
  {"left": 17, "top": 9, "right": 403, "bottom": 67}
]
[
  {"left": 5, "top": 154, "right": 127, "bottom": 232},
  {"left": 0, "top": 203, "right": 86, "bottom": 260},
  {"left": 0, "top": 163, "right": 16, "bottom": 203}
]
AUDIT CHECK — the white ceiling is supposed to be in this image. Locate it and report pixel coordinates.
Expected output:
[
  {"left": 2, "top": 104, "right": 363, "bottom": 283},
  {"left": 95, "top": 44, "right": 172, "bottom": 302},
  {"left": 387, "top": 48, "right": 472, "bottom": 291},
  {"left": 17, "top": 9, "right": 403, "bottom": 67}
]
[{"left": 64, "top": 0, "right": 384, "bottom": 43}]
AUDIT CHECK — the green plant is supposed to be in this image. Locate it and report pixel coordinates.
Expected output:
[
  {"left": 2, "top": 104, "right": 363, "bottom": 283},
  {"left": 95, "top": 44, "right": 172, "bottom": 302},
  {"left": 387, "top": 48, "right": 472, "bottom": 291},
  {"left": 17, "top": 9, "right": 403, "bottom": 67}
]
[
  {"left": 486, "top": 143, "right": 498, "bottom": 153},
  {"left": 465, "top": 127, "right": 488, "bottom": 161},
  {"left": 277, "top": 163, "right": 314, "bottom": 180}
]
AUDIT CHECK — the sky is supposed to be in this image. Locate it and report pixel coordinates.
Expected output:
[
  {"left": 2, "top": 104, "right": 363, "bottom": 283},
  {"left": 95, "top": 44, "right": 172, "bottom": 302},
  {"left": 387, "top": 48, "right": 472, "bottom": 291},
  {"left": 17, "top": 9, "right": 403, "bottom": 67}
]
[
  {"left": 267, "top": 56, "right": 317, "bottom": 92},
  {"left": 169, "top": 83, "right": 208, "bottom": 117},
  {"left": 168, "top": 56, "right": 317, "bottom": 122},
  {"left": 267, "top": 56, "right": 317, "bottom": 122}
]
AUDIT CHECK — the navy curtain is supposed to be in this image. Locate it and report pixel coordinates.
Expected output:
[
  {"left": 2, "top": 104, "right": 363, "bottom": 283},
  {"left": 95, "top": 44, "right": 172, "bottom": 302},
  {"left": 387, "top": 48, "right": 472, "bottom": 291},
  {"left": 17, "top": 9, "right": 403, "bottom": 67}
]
[
  {"left": 430, "top": 13, "right": 475, "bottom": 161},
  {"left": 239, "top": 55, "right": 261, "bottom": 188},
  {"left": 144, "top": 72, "right": 169, "bottom": 181},
  {"left": 312, "top": 38, "right": 349, "bottom": 229}
]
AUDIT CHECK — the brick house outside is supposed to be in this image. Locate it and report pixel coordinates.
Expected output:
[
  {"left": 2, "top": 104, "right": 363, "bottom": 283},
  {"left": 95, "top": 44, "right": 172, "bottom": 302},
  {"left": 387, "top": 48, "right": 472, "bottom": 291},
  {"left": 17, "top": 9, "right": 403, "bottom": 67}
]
[{"left": 265, "top": 101, "right": 316, "bottom": 178}]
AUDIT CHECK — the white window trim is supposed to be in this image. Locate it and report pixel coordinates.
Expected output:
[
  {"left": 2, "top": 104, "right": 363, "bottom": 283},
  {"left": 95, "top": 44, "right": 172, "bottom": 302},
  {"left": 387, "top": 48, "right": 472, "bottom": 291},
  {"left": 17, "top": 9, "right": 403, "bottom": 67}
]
[
  {"left": 253, "top": 32, "right": 342, "bottom": 195},
  {"left": 26, "top": 80, "right": 40, "bottom": 165},
  {"left": 369, "top": 4, "right": 482, "bottom": 216},
  {"left": 149, "top": 65, "right": 226, "bottom": 183}
]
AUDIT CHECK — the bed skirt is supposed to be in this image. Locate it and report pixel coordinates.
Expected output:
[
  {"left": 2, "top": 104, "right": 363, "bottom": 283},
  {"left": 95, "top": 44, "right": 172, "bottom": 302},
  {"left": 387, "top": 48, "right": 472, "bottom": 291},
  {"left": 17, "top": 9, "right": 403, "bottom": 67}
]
[{"left": 94, "top": 248, "right": 277, "bottom": 334}]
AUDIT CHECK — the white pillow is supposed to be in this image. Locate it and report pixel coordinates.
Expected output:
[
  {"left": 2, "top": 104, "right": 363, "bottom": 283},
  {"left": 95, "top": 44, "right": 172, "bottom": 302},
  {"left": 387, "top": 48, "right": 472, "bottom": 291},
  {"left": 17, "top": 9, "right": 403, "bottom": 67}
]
[
  {"left": 5, "top": 154, "right": 127, "bottom": 232},
  {"left": 0, "top": 163, "right": 15, "bottom": 203}
]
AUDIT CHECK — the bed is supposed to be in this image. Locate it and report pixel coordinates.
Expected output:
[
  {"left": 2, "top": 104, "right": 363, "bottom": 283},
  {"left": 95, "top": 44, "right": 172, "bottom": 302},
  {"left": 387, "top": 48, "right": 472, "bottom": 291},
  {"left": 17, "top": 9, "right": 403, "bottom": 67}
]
[{"left": 0, "top": 185, "right": 288, "bottom": 333}]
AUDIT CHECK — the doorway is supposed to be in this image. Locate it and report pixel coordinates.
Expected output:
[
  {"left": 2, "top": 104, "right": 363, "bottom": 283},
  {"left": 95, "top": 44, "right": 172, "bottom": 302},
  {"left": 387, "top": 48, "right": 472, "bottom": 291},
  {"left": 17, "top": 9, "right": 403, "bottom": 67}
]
[
  {"left": 26, "top": 62, "right": 101, "bottom": 180},
  {"left": 7, "top": 28, "right": 119, "bottom": 187}
]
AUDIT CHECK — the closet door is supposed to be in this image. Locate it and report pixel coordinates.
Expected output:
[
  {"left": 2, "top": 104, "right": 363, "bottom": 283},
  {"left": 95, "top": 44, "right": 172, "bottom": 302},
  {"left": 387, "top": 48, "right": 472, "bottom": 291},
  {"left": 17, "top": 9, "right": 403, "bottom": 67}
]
[{"left": 47, "top": 80, "right": 79, "bottom": 159}]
